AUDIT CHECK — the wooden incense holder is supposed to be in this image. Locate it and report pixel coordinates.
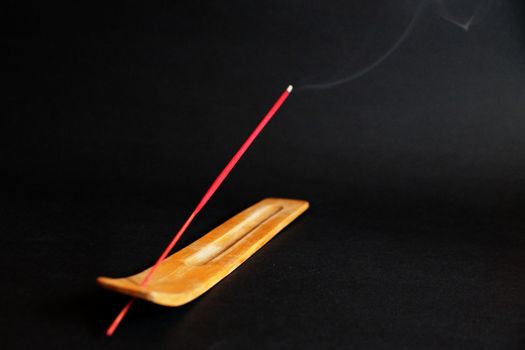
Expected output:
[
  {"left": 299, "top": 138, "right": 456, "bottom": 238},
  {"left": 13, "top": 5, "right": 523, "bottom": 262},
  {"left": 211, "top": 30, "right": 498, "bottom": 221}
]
[{"left": 97, "top": 198, "right": 308, "bottom": 306}]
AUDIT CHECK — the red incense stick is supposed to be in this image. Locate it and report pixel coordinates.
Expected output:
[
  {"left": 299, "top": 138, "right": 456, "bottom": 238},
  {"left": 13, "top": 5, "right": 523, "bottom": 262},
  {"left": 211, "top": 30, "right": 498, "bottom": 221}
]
[{"left": 106, "top": 85, "right": 294, "bottom": 336}]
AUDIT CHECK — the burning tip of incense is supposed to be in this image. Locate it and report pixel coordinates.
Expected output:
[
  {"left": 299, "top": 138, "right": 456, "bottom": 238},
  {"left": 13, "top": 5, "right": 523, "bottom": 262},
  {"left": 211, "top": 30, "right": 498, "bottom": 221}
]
[{"left": 287, "top": 85, "right": 293, "bottom": 93}]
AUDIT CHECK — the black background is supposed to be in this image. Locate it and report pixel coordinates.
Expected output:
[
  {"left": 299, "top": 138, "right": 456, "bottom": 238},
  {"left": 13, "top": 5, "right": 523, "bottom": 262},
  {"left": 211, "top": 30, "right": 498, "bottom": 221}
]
[{"left": 4, "top": 0, "right": 525, "bottom": 348}]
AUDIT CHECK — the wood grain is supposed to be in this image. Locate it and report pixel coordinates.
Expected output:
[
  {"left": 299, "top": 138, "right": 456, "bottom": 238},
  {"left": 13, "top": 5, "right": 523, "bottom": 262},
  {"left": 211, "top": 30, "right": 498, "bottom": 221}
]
[{"left": 97, "top": 198, "right": 309, "bottom": 306}]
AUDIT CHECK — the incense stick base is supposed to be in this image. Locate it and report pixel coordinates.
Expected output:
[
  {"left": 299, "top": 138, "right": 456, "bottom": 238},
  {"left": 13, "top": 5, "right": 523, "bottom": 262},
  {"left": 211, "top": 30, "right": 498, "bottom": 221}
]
[{"left": 97, "top": 198, "right": 308, "bottom": 306}]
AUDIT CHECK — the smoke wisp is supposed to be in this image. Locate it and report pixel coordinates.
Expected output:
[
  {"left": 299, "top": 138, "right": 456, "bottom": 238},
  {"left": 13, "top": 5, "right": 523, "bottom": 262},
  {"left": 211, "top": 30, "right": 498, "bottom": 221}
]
[{"left": 299, "top": 0, "right": 496, "bottom": 91}]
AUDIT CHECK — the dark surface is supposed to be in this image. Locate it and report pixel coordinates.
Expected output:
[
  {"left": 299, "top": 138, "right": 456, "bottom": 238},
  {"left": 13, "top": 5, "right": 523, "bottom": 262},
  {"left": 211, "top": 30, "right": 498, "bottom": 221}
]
[{"left": 3, "top": 0, "right": 525, "bottom": 348}]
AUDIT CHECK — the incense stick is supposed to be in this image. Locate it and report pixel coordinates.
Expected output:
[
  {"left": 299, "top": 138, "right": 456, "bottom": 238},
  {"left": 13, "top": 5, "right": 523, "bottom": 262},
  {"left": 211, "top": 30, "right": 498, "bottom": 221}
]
[{"left": 105, "top": 85, "right": 293, "bottom": 336}]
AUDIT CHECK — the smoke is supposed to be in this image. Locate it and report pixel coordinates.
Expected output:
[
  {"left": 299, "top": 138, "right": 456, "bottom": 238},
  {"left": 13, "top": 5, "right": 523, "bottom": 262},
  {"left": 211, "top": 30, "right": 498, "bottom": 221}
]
[
  {"left": 434, "top": 0, "right": 495, "bottom": 31},
  {"left": 299, "top": 0, "right": 496, "bottom": 91}
]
